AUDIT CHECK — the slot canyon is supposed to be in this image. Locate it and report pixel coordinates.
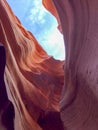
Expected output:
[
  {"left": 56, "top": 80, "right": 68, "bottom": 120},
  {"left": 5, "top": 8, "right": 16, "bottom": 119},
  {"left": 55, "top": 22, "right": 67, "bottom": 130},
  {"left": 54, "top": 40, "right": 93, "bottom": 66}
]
[{"left": 0, "top": 0, "right": 98, "bottom": 130}]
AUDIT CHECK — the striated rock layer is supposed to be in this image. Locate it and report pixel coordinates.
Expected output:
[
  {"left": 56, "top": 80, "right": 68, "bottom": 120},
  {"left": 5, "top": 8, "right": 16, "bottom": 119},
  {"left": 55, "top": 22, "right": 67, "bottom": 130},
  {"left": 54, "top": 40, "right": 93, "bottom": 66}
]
[
  {"left": 50, "top": 0, "right": 98, "bottom": 130},
  {"left": 0, "top": 0, "right": 64, "bottom": 130},
  {"left": 2, "top": 0, "right": 98, "bottom": 130}
]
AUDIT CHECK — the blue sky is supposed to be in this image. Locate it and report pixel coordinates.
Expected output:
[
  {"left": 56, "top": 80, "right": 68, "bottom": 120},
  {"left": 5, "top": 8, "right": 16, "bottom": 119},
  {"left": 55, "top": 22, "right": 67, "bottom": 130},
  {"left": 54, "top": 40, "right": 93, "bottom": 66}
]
[{"left": 7, "top": 0, "right": 65, "bottom": 60}]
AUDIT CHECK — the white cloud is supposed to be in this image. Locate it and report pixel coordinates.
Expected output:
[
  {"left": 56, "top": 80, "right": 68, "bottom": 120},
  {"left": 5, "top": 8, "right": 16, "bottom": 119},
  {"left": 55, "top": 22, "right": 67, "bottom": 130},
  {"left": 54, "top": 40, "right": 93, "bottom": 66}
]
[
  {"left": 29, "top": 0, "right": 46, "bottom": 24},
  {"left": 48, "top": 28, "right": 65, "bottom": 60},
  {"left": 41, "top": 27, "right": 65, "bottom": 60}
]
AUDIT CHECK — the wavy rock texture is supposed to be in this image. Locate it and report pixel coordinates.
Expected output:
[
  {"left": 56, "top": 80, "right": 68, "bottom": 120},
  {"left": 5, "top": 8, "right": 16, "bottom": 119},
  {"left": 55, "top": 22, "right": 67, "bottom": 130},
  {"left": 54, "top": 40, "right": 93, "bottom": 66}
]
[
  {"left": 2, "top": 0, "right": 98, "bottom": 130},
  {"left": 50, "top": 0, "right": 98, "bottom": 130},
  {"left": 0, "top": 0, "right": 64, "bottom": 130}
]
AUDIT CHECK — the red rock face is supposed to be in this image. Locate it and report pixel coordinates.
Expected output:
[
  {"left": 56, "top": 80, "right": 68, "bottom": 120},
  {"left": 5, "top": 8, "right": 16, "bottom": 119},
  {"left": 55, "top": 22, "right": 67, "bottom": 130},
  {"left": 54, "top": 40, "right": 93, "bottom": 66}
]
[
  {"left": 0, "top": 0, "right": 64, "bottom": 130},
  {"left": 51, "top": 0, "right": 98, "bottom": 130}
]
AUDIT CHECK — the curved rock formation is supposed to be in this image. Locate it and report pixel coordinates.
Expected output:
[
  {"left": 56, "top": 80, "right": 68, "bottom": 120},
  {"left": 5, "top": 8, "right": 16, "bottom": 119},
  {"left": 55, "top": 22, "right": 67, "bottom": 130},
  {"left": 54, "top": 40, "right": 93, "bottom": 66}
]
[
  {"left": 0, "top": 0, "right": 64, "bottom": 130},
  {"left": 50, "top": 0, "right": 98, "bottom": 130},
  {"left": 2, "top": 0, "right": 98, "bottom": 130}
]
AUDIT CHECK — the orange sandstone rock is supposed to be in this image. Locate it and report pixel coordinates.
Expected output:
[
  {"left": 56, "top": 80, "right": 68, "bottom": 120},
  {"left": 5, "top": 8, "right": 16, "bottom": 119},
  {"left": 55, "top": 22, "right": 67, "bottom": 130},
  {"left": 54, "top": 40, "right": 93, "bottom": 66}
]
[{"left": 0, "top": 0, "right": 64, "bottom": 130}]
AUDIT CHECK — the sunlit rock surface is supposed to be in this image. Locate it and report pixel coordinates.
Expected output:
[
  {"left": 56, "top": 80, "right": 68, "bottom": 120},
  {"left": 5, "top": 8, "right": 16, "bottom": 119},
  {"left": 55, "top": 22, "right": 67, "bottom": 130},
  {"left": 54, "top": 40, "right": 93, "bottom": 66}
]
[
  {"left": 0, "top": 0, "right": 64, "bottom": 130},
  {"left": 50, "top": 0, "right": 98, "bottom": 130}
]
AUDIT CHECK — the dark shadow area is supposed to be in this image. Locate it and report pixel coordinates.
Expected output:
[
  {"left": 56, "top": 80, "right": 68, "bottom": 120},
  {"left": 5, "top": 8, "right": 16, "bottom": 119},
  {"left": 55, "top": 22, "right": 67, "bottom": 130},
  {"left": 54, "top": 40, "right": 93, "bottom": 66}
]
[
  {"left": 38, "top": 111, "right": 64, "bottom": 130},
  {"left": 0, "top": 43, "right": 15, "bottom": 130}
]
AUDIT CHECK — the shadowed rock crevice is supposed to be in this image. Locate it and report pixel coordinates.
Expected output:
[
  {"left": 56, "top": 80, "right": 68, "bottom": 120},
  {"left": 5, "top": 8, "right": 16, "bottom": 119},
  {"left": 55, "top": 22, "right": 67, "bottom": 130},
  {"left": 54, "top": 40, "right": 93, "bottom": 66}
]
[
  {"left": 38, "top": 112, "right": 64, "bottom": 130},
  {"left": 0, "top": 44, "right": 15, "bottom": 130}
]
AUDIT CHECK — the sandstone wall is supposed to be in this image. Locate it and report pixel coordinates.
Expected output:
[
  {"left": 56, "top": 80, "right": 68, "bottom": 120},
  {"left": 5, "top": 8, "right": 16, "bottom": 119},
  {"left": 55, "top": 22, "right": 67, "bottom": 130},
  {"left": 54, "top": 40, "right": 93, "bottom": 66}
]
[
  {"left": 51, "top": 0, "right": 98, "bottom": 129},
  {"left": 0, "top": 0, "right": 64, "bottom": 129}
]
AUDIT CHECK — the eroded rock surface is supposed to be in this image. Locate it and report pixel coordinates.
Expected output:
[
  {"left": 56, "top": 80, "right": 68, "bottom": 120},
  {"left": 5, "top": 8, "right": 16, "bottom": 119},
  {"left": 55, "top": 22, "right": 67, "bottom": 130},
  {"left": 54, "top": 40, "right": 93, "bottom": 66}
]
[
  {"left": 0, "top": 0, "right": 64, "bottom": 130},
  {"left": 51, "top": 0, "right": 98, "bottom": 130},
  {"left": 1, "top": 0, "right": 98, "bottom": 130}
]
